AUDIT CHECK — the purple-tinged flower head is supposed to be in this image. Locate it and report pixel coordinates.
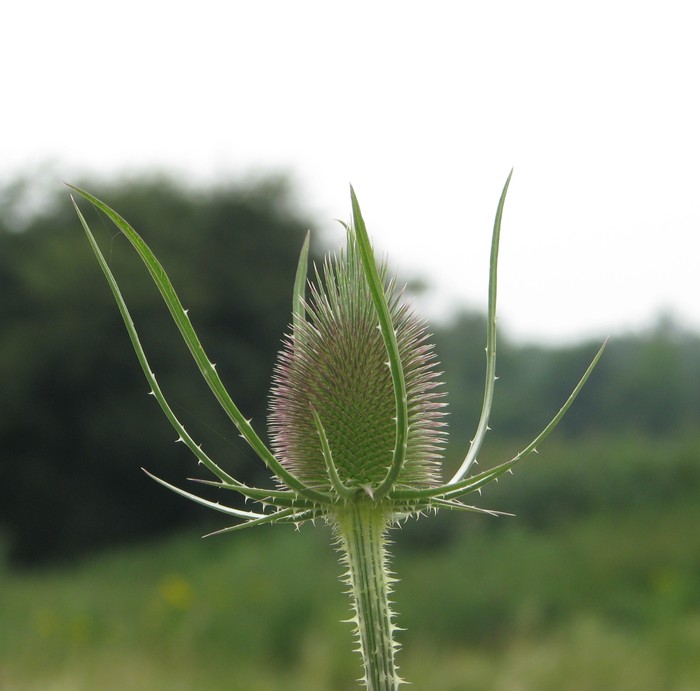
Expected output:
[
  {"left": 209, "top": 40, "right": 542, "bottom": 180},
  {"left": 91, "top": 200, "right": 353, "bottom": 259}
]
[{"left": 269, "top": 226, "right": 447, "bottom": 494}]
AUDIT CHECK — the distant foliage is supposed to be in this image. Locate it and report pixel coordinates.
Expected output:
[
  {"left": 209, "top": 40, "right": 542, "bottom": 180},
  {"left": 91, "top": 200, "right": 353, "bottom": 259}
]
[{"left": 434, "top": 313, "right": 700, "bottom": 442}]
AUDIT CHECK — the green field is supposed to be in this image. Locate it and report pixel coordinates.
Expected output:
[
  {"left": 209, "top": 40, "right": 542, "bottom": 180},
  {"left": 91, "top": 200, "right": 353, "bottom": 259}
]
[{"left": 3, "top": 435, "right": 700, "bottom": 690}]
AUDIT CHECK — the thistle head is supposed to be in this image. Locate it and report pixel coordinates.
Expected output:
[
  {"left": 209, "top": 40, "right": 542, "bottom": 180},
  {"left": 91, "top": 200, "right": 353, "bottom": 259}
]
[{"left": 268, "top": 225, "right": 447, "bottom": 496}]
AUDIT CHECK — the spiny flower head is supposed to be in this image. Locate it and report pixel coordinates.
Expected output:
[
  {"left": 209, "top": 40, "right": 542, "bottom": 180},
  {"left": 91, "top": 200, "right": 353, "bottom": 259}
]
[{"left": 269, "top": 227, "right": 446, "bottom": 494}]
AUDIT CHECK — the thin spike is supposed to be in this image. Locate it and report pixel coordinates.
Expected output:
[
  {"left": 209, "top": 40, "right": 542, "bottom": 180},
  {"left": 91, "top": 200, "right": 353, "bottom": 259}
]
[
  {"left": 311, "top": 406, "right": 356, "bottom": 499},
  {"left": 293, "top": 230, "right": 311, "bottom": 334},
  {"left": 450, "top": 169, "right": 512, "bottom": 484},
  {"left": 142, "top": 468, "right": 269, "bottom": 520},
  {"left": 350, "top": 187, "right": 408, "bottom": 500}
]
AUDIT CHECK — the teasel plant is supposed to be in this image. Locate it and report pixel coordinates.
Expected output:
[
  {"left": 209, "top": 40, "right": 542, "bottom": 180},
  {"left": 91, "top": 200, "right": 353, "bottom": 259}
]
[{"left": 69, "top": 172, "right": 605, "bottom": 690}]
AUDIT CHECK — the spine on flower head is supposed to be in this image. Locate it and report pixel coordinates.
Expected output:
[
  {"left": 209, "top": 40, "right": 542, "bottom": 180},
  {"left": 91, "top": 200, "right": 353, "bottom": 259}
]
[{"left": 268, "top": 226, "right": 447, "bottom": 496}]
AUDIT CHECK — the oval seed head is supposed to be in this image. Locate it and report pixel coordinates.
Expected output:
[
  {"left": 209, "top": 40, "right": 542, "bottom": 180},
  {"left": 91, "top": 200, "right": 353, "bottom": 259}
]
[{"left": 268, "top": 227, "right": 447, "bottom": 494}]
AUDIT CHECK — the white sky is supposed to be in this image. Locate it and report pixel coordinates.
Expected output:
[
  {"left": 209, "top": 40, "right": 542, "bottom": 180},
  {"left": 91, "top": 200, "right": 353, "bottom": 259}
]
[{"left": 3, "top": 0, "right": 699, "bottom": 343}]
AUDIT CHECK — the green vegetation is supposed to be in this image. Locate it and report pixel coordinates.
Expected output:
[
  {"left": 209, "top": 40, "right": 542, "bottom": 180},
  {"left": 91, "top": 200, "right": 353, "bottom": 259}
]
[
  {"left": 1, "top": 171, "right": 699, "bottom": 688},
  {"left": 2, "top": 435, "right": 699, "bottom": 689}
]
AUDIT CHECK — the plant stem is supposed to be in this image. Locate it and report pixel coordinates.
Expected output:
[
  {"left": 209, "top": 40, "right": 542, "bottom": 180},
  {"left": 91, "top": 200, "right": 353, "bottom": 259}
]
[{"left": 334, "top": 500, "right": 401, "bottom": 690}]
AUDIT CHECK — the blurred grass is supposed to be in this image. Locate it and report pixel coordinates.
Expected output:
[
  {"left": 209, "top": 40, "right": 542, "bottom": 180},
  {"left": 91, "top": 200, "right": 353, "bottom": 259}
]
[{"left": 2, "top": 435, "right": 700, "bottom": 690}]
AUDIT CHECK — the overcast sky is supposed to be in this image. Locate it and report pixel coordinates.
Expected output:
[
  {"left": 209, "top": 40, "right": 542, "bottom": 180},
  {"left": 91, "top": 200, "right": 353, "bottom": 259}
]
[{"left": 3, "top": 0, "right": 699, "bottom": 343}]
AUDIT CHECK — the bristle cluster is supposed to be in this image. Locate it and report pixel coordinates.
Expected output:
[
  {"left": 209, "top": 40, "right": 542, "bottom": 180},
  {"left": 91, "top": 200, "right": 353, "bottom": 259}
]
[{"left": 268, "top": 229, "right": 446, "bottom": 493}]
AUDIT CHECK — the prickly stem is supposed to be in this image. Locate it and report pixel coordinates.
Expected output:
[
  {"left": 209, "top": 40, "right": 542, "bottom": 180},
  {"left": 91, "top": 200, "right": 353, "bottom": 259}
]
[{"left": 333, "top": 501, "right": 403, "bottom": 690}]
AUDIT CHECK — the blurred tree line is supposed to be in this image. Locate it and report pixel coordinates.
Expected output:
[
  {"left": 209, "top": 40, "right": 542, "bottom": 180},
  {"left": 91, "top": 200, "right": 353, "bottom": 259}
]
[
  {"left": 437, "top": 311, "right": 700, "bottom": 453},
  {"left": 1, "top": 173, "right": 699, "bottom": 566}
]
